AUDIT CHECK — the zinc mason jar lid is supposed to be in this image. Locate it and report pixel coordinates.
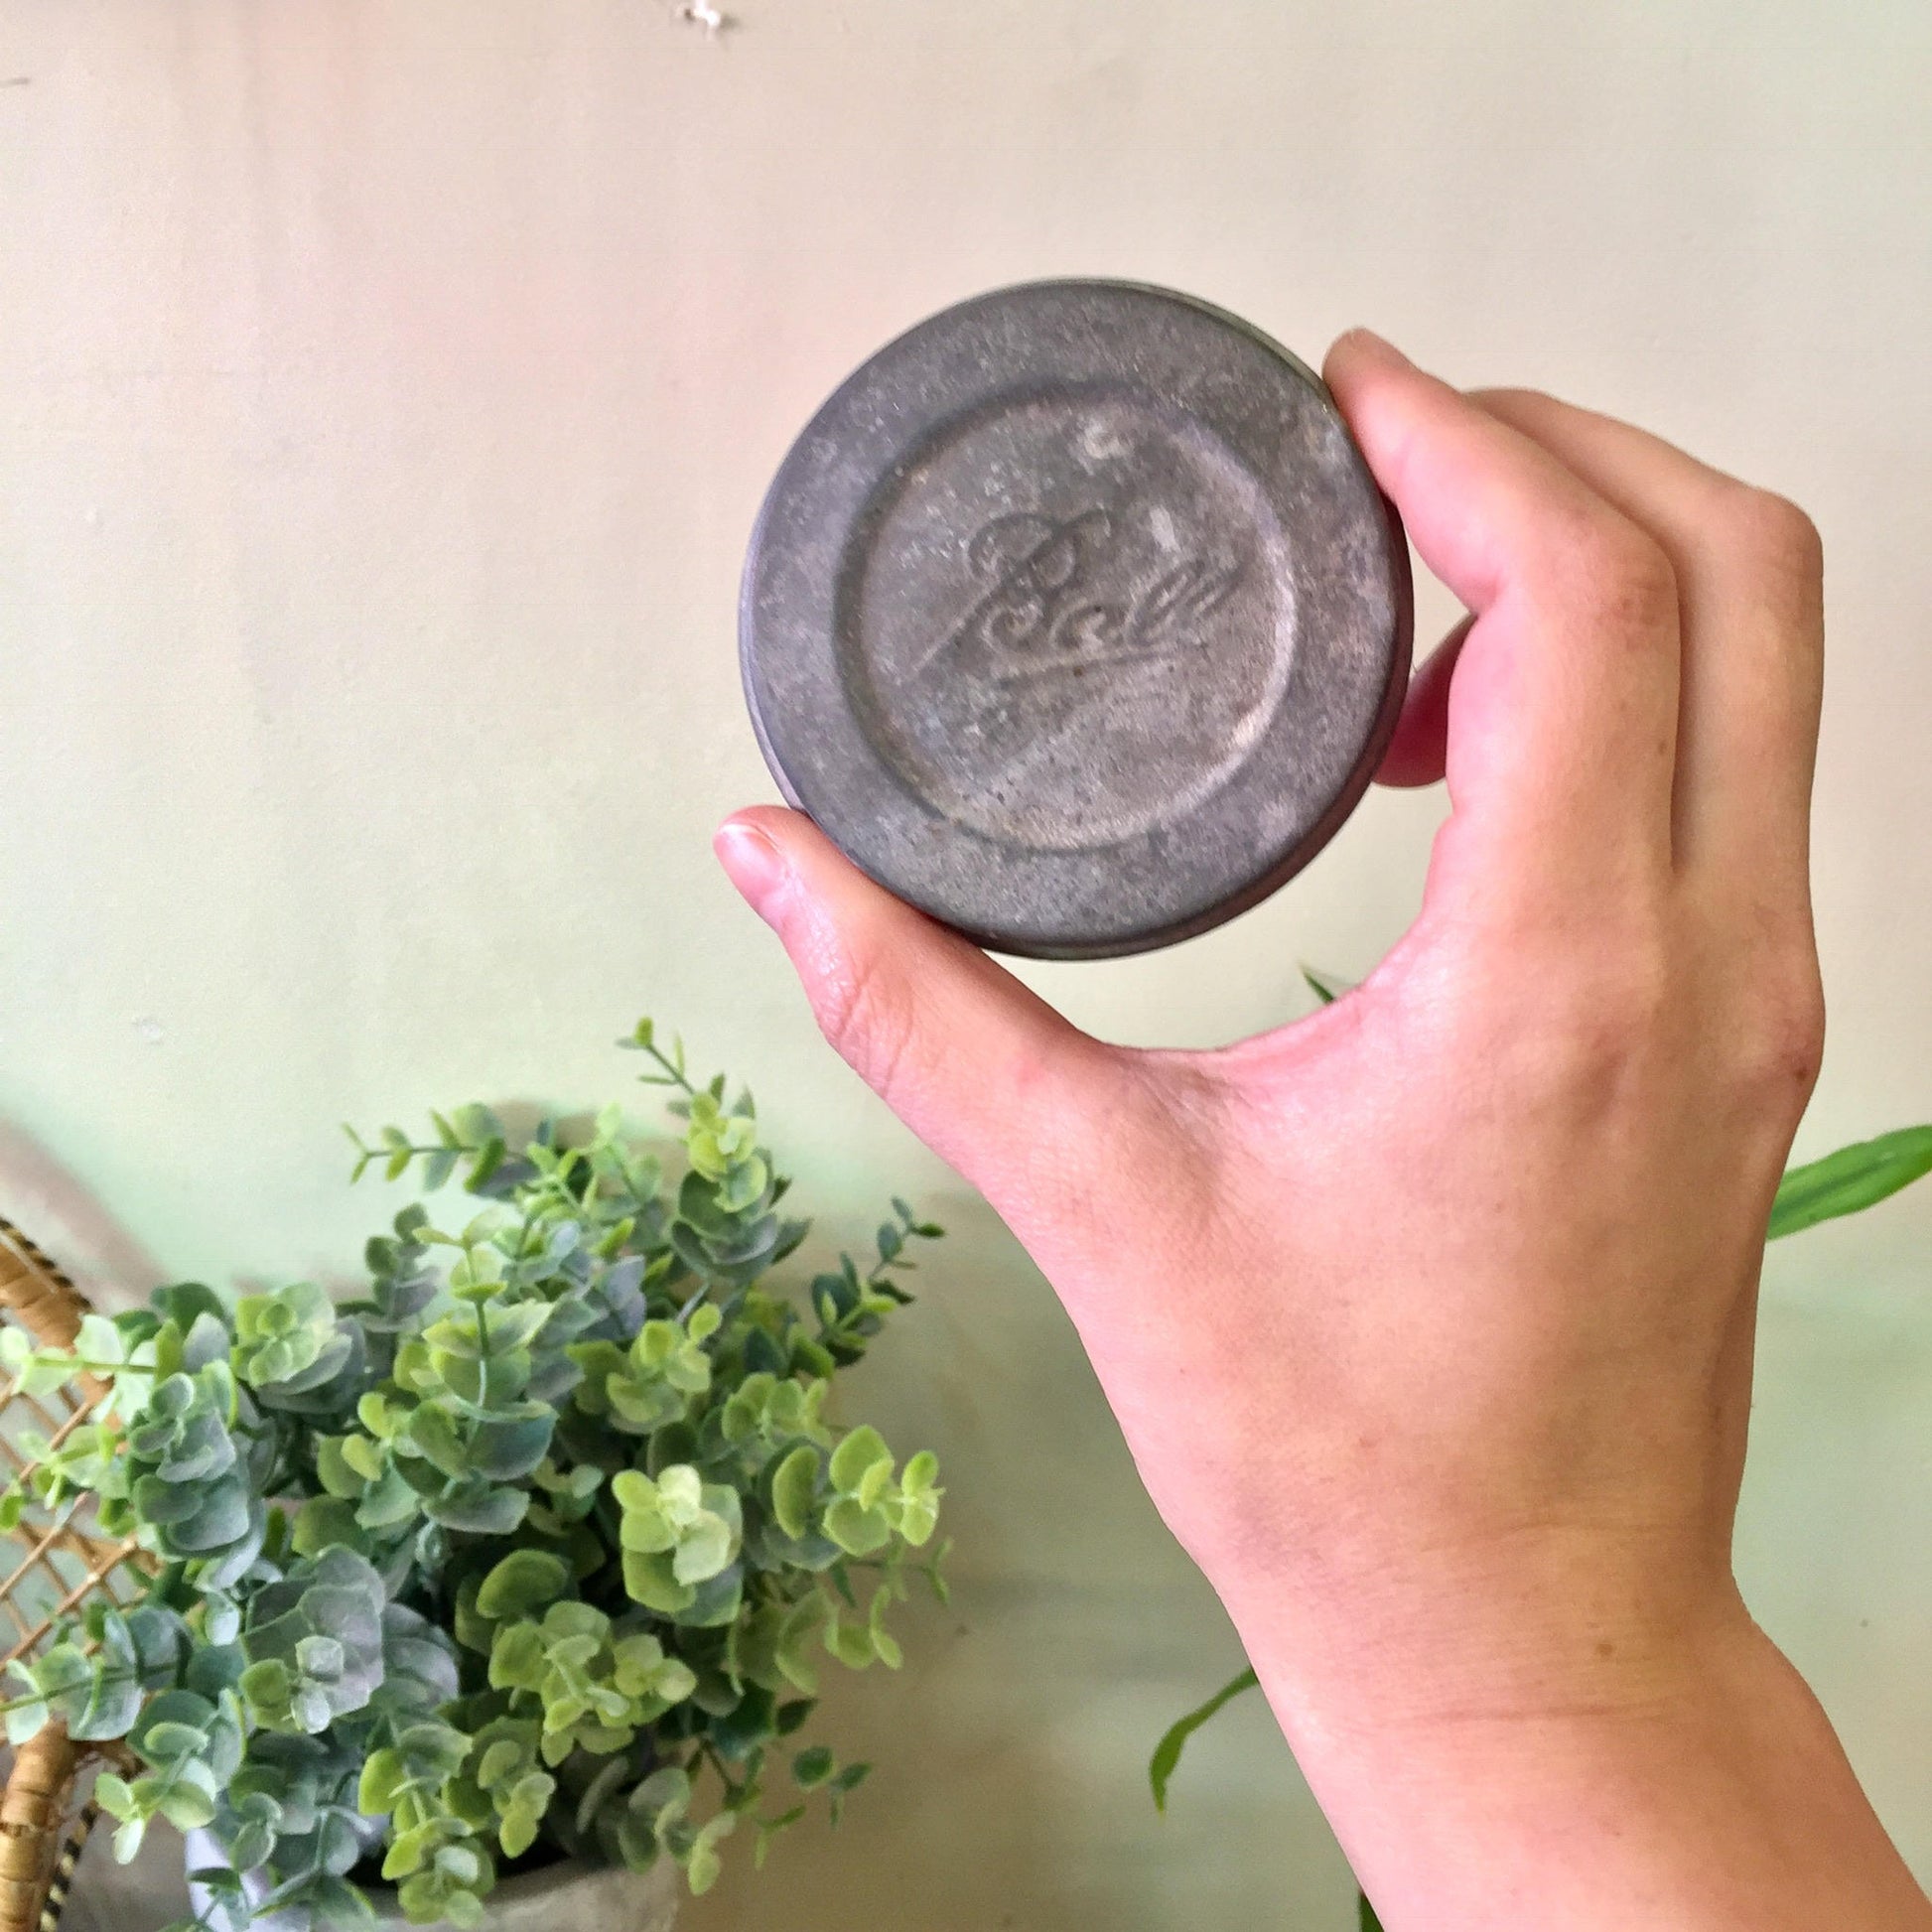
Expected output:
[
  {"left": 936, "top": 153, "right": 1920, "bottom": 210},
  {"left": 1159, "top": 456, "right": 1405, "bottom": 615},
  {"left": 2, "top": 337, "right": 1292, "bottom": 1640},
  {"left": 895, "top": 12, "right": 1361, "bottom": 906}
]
[{"left": 739, "top": 279, "right": 1413, "bottom": 960}]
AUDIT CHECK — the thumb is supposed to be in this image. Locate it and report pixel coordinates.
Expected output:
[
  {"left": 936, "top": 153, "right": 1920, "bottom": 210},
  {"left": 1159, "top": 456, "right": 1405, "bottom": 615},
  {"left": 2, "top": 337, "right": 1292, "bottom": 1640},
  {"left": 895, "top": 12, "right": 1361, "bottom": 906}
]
[{"left": 712, "top": 806, "right": 1121, "bottom": 1204}]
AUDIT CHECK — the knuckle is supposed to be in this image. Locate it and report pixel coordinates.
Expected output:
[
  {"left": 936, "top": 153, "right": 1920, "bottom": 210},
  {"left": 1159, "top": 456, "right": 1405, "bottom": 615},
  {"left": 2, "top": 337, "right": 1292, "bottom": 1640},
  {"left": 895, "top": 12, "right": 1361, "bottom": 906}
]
[
  {"left": 1719, "top": 485, "right": 1824, "bottom": 581},
  {"left": 1612, "top": 932, "right": 1677, "bottom": 1030},
  {"left": 1593, "top": 531, "right": 1681, "bottom": 635},
  {"left": 1714, "top": 486, "right": 1825, "bottom": 630},
  {"left": 1477, "top": 384, "right": 1561, "bottom": 421},
  {"left": 1732, "top": 964, "right": 1827, "bottom": 1109},
  {"left": 1562, "top": 945, "right": 1675, "bottom": 1073},
  {"left": 1541, "top": 510, "right": 1680, "bottom": 638},
  {"left": 1462, "top": 922, "right": 1679, "bottom": 1097}
]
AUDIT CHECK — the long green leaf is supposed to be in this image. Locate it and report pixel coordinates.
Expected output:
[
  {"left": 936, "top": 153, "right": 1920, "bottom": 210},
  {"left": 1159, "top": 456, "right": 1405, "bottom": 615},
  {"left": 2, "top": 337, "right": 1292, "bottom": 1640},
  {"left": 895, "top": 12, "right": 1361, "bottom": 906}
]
[
  {"left": 1358, "top": 1894, "right": 1383, "bottom": 1930},
  {"left": 1148, "top": 1666, "right": 1258, "bottom": 1811},
  {"left": 1768, "top": 1125, "right": 1932, "bottom": 1241},
  {"left": 1301, "top": 966, "right": 1352, "bottom": 1007}
]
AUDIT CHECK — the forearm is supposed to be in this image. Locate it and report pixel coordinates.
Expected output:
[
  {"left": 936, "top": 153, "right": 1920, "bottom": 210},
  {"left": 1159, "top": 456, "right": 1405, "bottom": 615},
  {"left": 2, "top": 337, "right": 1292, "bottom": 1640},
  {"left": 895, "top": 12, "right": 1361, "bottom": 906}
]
[{"left": 1248, "top": 1606, "right": 1931, "bottom": 1930}]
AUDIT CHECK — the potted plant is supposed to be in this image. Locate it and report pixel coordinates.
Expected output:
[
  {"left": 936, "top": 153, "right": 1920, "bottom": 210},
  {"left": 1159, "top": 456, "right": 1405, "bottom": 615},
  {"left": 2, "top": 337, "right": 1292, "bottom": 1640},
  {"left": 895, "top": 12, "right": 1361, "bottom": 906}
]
[{"left": 0, "top": 1021, "right": 949, "bottom": 1932}]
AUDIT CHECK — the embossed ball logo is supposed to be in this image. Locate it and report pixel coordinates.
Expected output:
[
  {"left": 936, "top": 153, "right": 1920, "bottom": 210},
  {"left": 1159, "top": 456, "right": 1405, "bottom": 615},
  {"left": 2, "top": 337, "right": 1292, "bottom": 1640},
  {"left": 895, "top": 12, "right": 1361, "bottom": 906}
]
[
  {"left": 925, "top": 508, "right": 1245, "bottom": 687},
  {"left": 841, "top": 396, "right": 1296, "bottom": 854}
]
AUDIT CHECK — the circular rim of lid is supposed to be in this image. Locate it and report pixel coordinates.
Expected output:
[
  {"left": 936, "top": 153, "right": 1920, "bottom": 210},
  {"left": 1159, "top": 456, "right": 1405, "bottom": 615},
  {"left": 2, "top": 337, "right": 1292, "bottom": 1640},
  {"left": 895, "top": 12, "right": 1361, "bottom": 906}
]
[{"left": 739, "top": 277, "right": 1413, "bottom": 960}]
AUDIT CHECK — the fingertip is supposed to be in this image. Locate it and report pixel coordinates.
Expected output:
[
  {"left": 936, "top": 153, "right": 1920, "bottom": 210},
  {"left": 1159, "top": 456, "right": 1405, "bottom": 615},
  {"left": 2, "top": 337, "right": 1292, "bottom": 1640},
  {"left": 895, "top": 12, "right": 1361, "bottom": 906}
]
[
  {"left": 713, "top": 811, "right": 793, "bottom": 927},
  {"left": 1322, "top": 327, "right": 1416, "bottom": 398},
  {"left": 717, "top": 801, "right": 805, "bottom": 843},
  {"left": 1325, "top": 326, "right": 1411, "bottom": 370},
  {"left": 1320, "top": 332, "right": 1450, "bottom": 523},
  {"left": 713, "top": 804, "right": 922, "bottom": 950},
  {"left": 1373, "top": 735, "right": 1449, "bottom": 790}
]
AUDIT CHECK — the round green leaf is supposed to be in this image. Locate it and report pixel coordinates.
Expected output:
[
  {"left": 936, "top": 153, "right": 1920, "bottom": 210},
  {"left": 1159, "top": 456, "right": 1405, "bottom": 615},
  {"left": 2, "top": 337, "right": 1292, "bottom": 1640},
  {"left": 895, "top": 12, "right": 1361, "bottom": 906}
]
[{"left": 475, "top": 1549, "right": 570, "bottom": 1622}]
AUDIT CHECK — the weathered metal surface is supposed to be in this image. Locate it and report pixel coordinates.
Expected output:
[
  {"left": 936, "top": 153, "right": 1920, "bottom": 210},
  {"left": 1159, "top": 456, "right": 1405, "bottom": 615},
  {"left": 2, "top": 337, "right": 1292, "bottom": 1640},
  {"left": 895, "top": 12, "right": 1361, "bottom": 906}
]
[{"left": 741, "top": 280, "right": 1412, "bottom": 958}]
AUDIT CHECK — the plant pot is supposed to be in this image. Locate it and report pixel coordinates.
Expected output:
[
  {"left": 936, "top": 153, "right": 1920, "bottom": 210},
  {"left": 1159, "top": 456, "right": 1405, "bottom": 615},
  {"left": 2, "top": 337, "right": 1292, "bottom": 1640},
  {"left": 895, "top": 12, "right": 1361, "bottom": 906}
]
[{"left": 182, "top": 1832, "right": 679, "bottom": 1932}]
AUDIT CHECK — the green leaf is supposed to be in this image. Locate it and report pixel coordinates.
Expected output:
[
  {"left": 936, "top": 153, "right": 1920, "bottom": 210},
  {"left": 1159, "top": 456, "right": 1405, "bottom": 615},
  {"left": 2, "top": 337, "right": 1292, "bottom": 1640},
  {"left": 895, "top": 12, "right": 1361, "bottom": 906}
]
[
  {"left": 93, "top": 1773, "right": 135, "bottom": 1819},
  {"left": 487, "top": 1622, "right": 547, "bottom": 1693},
  {"left": 828, "top": 1426, "right": 891, "bottom": 1495},
  {"left": 823, "top": 1497, "right": 891, "bottom": 1559},
  {"left": 20, "top": 1356, "right": 74, "bottom": 1400},
  {"left": 1301, "top": 965, "right": 1352, "bottom": 1006},
  {"left": 610, "top": 1468, "right": 654, "bottom": 1513},
  {"left": 1767, "top": 1126, "right": 1932, "bottom": 1240},
  {"left": 291, "top": 1495, "right": 365, "bottom": 1559},
  {"left": 139, "top": 1719, "right": 212, "bottom": 1761},
  {"left": 476, "top": 1549, "right": 570, "bottom": 1622},
  {"left": 359, "top": 1749, "right": 407, "bottom": 1816},
  {"left": 75, "top": 1314, "right": 126, "bottom": 1367},
  {"left": 1148, "top": 1666, "right": 1259, "bottom": 1812},
  {"left": 753, "top": 1805, "right": 805, "bottom": 1869},
  {"left": 427, "top": 1481, "right": 528, "bottom": 1537},
  {"left": 867, "top": 1589, "right": 902, "bottom": 1672},
  {"left": 631, "top": 1763, "right": 692, "bottom": 1829},
  {"left": 70, "top": 1667, "right": 142, "bottom": 1741},
  {"left": 673, "top": 1514, "right": 735, "bottom": 1586},
  {"left": 443, "top": 1890, "right": 484, "bottom": 1930},
  {"left": 825, "top": 1759, "right": 870, "bottom": 1827},
  {"left": 315, "top": 1437, "right": 362, "bottom": 1499},
  {"left": 1359, "top": 1895, "right": 1384, "bottom": 1931},
  {"left": 773, "top": 1597, "right": 824, "bottom": 1697},
  {"left": 770, "top": 1447, "right": 820, "bottom": 1542},
  {"left": 151, "top": 1772, "right": 217, "bottom": 1832},
  {"left": 685, "top": 1811, "right": 735, "bottom": 1894}
]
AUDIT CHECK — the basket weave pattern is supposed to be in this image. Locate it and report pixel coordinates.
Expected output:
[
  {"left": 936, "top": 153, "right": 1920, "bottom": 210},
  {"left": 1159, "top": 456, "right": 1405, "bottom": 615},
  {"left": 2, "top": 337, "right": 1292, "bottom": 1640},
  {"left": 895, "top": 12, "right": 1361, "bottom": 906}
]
[{"left": 0, "top": 1219, "right": 154, "bottom": 1932}]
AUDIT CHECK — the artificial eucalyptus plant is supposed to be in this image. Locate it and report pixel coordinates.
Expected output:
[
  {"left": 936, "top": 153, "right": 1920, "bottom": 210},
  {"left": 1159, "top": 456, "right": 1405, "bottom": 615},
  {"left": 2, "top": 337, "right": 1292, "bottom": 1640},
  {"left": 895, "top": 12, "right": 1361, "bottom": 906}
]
[{"left": 0, "top": 1022, "right": 948, "bottom": 1931}]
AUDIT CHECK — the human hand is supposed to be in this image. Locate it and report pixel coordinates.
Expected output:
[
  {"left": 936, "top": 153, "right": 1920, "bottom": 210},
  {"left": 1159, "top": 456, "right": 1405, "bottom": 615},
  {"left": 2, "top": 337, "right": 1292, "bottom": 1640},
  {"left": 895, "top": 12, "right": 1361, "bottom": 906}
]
[{"left": 715, "top": 333, "right": 1929, "bottom": 1928}]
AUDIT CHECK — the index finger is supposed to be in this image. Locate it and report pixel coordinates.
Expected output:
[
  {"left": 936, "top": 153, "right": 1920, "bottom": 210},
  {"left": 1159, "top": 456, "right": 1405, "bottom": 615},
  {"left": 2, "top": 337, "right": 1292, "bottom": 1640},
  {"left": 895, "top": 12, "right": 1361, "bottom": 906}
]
[
  {"left": 1470, "top": 386, "right": 1824, "bottom": 920},
  {"left": 1323, "top": 332, "right": 1684, "bottom": 910}
]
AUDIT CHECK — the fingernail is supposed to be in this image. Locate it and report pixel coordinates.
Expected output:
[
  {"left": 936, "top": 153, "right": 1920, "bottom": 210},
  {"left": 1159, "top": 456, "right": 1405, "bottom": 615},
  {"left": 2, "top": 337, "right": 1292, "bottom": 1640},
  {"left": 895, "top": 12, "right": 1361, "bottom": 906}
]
[
  {"left": 714, "top": 820, "right": 789, "bottom": 927},
  {"left": 1336, "top": 327, "right": 1413, "bottom": 370}
]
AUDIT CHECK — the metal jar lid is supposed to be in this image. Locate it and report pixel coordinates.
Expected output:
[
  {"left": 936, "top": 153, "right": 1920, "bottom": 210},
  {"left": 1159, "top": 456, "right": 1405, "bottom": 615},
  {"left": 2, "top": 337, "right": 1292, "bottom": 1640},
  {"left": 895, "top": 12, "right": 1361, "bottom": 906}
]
[{"left": 739, "top": 279, "right": 1413, "bottom": 959}]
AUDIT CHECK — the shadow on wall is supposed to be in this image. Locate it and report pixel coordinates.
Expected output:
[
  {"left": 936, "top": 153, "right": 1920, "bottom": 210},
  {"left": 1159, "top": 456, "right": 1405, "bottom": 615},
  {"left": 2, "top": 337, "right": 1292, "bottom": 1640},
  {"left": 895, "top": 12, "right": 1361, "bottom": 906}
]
[
  {"left": 0, "top": 1120, "right": 165, "bottom": 1303},
  {"left": 685, "top": 1186, "right": 1351, "bottom": 1932}
]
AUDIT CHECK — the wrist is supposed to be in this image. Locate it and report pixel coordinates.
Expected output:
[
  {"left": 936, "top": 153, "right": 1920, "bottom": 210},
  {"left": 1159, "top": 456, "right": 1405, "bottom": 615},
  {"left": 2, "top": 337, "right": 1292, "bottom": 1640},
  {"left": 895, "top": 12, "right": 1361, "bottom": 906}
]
[
  {"left": 1209, "top": 1498, "right": 1751, "bottom": 1737},
  {"left": 1237, "top": 1593, "right": 1930, "bottom": 1930}
]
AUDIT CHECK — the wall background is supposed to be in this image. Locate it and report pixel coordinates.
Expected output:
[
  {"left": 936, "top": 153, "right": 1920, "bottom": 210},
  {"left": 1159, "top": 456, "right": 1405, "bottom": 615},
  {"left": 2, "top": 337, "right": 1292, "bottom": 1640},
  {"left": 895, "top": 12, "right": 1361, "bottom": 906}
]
[{"left": 3, "top": 3, "right": 1928, "bottom": 1926}]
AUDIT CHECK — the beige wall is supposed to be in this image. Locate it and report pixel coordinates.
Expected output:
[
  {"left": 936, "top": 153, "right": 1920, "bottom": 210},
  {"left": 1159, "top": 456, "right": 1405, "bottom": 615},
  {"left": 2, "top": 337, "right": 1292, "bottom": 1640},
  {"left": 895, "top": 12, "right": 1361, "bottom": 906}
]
[{"left": 3, "top": 3, "right": 1929, "bottom": 1926}]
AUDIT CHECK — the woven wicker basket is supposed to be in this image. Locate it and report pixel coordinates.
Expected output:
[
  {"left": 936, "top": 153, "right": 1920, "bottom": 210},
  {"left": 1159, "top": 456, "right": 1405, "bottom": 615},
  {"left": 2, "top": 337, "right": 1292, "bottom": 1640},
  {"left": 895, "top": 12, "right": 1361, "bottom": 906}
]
[{"left": 0, "top": 1219, "right": 153, "bottom": 1932}]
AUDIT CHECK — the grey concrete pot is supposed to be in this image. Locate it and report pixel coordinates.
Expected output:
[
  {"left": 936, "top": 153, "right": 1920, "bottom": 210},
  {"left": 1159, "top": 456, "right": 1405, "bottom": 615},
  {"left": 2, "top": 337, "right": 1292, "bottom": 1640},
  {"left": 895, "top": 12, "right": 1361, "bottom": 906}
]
[{"left": 182, "top": 1831, "right": 679, "bottom": 1932}]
